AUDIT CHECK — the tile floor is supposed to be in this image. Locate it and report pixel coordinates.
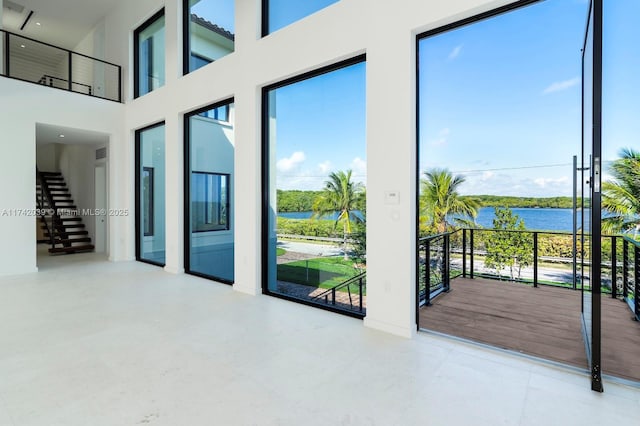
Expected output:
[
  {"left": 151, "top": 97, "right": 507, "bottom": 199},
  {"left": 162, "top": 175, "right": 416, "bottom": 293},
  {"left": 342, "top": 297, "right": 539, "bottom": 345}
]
[{"left": 0, "top": 251, "right": 638, "bottom": 425}]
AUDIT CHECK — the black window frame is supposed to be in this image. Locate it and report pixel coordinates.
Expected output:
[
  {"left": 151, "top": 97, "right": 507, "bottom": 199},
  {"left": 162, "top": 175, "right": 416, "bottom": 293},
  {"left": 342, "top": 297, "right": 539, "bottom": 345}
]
[
  {"left": 261, "top": 54, "right": 366, "bottom": 318},
  {"left": 134, "top": 8, "right": 165, "bottom": 98},
  {"left": 135, "top": 120, "right": 166, "bottom": 267},
  {"left": 142, "top": 167, "right": 155, "bottom": 236},
  {"left": 261, "top": 0, "right": 340, "bottom": 37},
  {"left": 184, "top": 98, "right": 235, "bottom": 284},
  {"left": 191, "top": 171, "right": 231, "bottom": 233}
]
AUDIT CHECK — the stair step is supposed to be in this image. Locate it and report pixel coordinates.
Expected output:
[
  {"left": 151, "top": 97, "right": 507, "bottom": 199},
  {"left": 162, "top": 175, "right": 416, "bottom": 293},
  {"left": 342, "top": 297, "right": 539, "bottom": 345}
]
[
  {"left": 55, "top": 223, "right": 86, "bottom": 229},
  {"left": 53, "top": 238, "right": 92, "bottom": 245},
  {"left": 40, "top": 172, "right": 62, "bottom": 176},
  {"left": 49, "top": 245, "right": 94, "bottom": 254},
  {"left": 52, "top": 230, "right": 89, "bottom": 236},
  {"left": 52, "top": 194, "right": 72, "bottom": 198},
  {"left": 54, "top": 217, "right": 82, "bottom": 222}
]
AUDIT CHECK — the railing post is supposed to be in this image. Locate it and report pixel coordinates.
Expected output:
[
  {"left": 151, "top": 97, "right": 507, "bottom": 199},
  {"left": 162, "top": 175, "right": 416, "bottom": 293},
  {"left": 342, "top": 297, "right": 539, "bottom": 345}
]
[
  {"left": 611, "top": 236, "right": 617, "bottom": 299},
  {"left": 331, "top": 288, "right": 336, "bottom": 305},
  {"left": 118, "top": 65, "right": 123, "bottom": 103},
  {"left": 358, "top": 278, "right": 363, "bottom": 312},
  {"left": 444, "top": 233, "right": 450, "bottom": 292},
  {"left": 470, "top": 229, "right": 474, "bottom": 279},
  {"left": 533, "top": 232, "right": 538, "bottom": 288},
  {"left": 635, "top": 246, "right": 640, "bottom": 320},
  {"left": 425, "top": 239, "right": 431, "bottom": 305},
  {"left": 623, "top": 239, "right": 628, "bottom": 299},
  {"left": 5, "top": 32, "right": 10, "bottom": 77},
  {"left": 462, "top": 229, "right": 467, "bottom": 278},
  {"left": 68, "top": 52, "right": 73, "bottom": 91}
]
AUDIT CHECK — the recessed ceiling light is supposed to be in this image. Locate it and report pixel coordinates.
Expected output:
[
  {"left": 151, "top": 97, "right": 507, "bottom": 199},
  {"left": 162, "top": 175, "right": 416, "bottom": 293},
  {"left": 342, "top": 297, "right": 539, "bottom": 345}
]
[
  {"left": 59, "top": 134, "right": 65, "bottom": 138},
  {"left": 36, "top": 22, "right": 41, "bottom": 26},
  {"left": 20, "top": 44, "right": 25, "bottom": 48}
]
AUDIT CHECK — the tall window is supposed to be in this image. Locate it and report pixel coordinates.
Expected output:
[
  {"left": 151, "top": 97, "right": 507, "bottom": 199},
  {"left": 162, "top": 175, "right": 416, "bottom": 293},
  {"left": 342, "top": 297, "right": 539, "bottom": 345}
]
[
  {"left": 262, "top": 0, "right": 339, "bottom": 35},
  {"left": 184, "top": 0, "right": 235, "bottom": 74},
  {"left": 136, "top": 122, "right": 166, "bottom": 266},
  {"left": 185, "top": 101, "right": 235, "bottom": 283},
  {"left": 263, "top": 57, "right": 366, "bottom": 316},
  {"left": 135, "top": 9, "right": 165, "bottom": 97}
]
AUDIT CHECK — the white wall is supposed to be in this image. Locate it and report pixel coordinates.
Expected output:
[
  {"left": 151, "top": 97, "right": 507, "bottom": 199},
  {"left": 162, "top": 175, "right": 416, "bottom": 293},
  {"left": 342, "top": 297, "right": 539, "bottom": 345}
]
[
  {"left": 58, "top": 144, "right": 98, "bottom": 244},
  {"left": 36, "top": 144, "right": 59, "bottom": 172},
  {"left": 0, "top": 77, "right": 123, "bottom": 276},
  {"left": 90, "top": 0, "right": 517, "bottom": 337}
]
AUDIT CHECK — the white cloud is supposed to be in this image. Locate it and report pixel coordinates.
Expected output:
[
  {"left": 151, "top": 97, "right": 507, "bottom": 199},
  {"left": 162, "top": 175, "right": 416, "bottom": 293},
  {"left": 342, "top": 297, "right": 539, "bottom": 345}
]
[
  {"left": 448, "top": 45, "right": 463, "bottom": 60},
  {"left": 533, "top": 176, "right": 569, "bottom": 188},
  {"left": 429, "top": 128, "right": 450, "bottom": 147},
  {"left": 542, "top": 77, "right": 580, "bottom": 94},
  {"left": 318, "top": 161, "right": 332, "bottom": 174},
  {"left": 481, "top": 171, "right": 495, "bottom": 181},
  {"left": 276, "top": 151, "right": 305, "bottom": 172},
  {"left": 350, "top": 157, "right": 367, "bottom": 175}
]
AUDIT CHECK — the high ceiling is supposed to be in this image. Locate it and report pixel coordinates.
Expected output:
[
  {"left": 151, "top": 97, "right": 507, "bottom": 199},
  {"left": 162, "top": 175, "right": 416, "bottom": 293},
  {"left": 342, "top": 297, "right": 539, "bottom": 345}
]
[
  {"left": 36, "top": 123, "right": 109, "bottom": 146},
  {"left": 2, "top": 0, "right": 122, "bottom": 50}
]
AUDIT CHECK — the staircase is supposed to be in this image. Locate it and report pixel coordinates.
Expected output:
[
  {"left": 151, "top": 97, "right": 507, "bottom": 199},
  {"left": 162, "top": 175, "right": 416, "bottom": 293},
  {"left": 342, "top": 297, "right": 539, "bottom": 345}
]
[{"left": 36, "top": 170, "right": 95, "bottom": 254}]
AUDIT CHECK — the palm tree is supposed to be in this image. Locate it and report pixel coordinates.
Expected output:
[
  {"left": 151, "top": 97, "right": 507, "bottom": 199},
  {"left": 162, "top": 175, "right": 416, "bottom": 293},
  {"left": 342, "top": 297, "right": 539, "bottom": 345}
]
[
  {"left": 602, "top": 148, "right": 640, "bottom": 236},
  {"left": 420, "top": 168, "right": 480, "bottom": 234},
  {"left": 313, "top": 170, "right": 365, "bottom": 259}
]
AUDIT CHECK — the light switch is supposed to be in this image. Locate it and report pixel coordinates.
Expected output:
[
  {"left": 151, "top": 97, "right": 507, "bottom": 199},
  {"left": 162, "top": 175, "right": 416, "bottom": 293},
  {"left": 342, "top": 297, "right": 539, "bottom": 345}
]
[{"left": 385, "top": 191, "right": 400, "bottom": 205}]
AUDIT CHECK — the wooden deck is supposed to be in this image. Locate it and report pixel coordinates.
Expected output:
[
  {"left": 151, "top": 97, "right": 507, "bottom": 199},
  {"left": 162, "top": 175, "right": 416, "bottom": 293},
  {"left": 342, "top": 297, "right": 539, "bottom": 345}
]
[{"left": 419, "top": 277, "right": 640, "bottom": 382}]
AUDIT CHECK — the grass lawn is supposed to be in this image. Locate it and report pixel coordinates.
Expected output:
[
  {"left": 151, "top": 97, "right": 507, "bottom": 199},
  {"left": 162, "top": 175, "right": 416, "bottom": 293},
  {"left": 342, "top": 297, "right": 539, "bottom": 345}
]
[
  {"left": 277, "top": 256, "right": 363, "bottom": 290},
  {"left": 276, "top": 248, "right": 286, "bottom": 256}
]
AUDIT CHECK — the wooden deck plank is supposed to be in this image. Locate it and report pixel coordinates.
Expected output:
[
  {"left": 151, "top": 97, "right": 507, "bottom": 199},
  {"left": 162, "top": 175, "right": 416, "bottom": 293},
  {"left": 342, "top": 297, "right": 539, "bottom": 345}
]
[{"left": 419, "top": 277, "right": 640, "bottom": 382}]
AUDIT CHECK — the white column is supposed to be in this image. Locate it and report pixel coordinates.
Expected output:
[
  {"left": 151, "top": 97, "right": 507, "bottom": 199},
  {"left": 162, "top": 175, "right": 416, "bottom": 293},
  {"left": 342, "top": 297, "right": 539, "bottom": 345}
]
[
  {"left": 362, "top": 17, "right": 417, "bottom": 338},
  {"left": 163, "top": 114, "right": 184, "bottom": 274},
  {"left": 232, "top": 0, "right": 262, "bottom": 295}
]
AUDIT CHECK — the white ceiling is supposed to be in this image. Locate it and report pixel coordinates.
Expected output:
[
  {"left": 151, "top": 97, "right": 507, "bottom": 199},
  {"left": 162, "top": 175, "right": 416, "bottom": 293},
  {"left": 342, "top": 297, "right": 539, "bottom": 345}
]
[
  {"left": 2, "top": 0, "right": 122, "bottom": 50},
  {"left": 36, "top": 123, "right": 109, "bottom": 146}
]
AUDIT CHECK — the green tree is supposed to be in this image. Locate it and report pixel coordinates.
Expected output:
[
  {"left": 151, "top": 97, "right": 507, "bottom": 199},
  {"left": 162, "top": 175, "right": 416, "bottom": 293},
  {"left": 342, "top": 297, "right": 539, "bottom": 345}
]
[
  {"left": 313, "top": 170, "right": 365, "bottom": 259},
  {"left": 602, "top": 148, "right": 640, "bottom": 236},
  {"left": 484, "top": 207, "right": 533, "bottom": 281},
  {"left": 420, "top": 168, "right": 480, "bottom": 235}
]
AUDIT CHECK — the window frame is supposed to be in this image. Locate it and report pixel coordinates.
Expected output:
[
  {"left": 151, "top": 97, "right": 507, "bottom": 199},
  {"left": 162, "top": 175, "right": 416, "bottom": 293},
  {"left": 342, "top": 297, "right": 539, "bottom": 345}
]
[
  {"left": 135, "top": 120, "right": 166, "bottom": 267},
  {"left": 183, "top": 98, "right": 236, "bottom": 284},
  {"left": 134, "top": 8, "right": 165, "bottom": 98},
  {"left": 260, "top": 54, "right": 366, "bottom": 318},
  {"left": 190, "top": 171, "right": 231, "bottom": 233},
  {"left": 142, "top": 166, "right": 155, "bottom": 236}
]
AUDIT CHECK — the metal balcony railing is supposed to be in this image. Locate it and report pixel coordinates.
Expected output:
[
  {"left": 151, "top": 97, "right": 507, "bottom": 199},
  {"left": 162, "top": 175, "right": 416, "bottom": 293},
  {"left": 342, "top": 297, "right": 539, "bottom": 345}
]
[{"left": 1, "top": 29, "right": 121, "bottom": 102}]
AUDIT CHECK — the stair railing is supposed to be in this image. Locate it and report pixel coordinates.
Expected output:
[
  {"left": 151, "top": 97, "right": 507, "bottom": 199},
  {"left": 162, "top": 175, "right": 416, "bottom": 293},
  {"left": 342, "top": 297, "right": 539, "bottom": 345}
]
[
  {"left": 311, "top": 271, "right": 366, "bottom": 313},
  {"left": 35, "top": 168, "right": 59, "bottom": 250}
]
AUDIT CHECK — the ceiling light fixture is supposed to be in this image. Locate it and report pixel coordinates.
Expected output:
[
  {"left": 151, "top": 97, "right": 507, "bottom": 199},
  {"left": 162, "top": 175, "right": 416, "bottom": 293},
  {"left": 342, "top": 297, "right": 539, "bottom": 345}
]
[
  {"left": 36, "top": 22, "right": 41, "bottom": 26},
  {"left": 59, "top": 134, "right": 65, "bottom": 138},
  {"left": 20, "top": 44, "right": 25, "bottom": 48}
]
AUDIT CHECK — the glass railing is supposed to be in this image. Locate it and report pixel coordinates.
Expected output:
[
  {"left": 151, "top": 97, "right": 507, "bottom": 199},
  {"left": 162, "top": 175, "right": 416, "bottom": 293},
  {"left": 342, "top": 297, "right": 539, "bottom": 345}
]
[{"left": 1, "top": 29, "right": 121, "bottom": 102}]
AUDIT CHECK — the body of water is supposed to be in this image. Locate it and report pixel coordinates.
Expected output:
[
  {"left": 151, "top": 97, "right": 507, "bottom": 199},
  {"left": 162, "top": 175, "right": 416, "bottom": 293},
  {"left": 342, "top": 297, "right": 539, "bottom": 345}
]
[{"left": 279, "top": 207, "right": 576, "bottom": 232}]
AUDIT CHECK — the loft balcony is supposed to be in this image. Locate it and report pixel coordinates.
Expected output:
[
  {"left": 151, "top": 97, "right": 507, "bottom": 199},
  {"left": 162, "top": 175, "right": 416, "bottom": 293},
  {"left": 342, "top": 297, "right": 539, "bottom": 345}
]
[{"left": 0, "top": 29, "right": 121, "bottom": 102}]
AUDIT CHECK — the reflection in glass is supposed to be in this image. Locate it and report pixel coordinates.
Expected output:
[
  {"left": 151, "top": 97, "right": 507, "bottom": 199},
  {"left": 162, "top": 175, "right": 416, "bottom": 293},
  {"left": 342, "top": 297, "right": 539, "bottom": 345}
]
[
  {"left": 185, "top": 0, "right": 235, "bottom": 74},
  {"left": 186, "top": 102, "right": 235, "bottom": 282},
  {"left": 265, "top": 0, "right": 339, "bottom": 34},
  {"left": 137, "top": 123, "right": 166, "bottom": 265},
  {"left": 264, "top": 59, "right": 366, "bottom": 314},
  {"left": 135, "top": 11, "right": 165, "bottom": 97}
]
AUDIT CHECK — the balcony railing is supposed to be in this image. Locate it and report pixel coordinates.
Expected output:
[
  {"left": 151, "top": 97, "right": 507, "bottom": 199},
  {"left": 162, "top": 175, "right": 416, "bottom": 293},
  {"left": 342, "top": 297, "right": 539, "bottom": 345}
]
[
  {"left": 1, "top": 29, "right": 121, "bottom": 102},
  {"left": 419, "top": 228, "right": 637, "bottom": 314}
]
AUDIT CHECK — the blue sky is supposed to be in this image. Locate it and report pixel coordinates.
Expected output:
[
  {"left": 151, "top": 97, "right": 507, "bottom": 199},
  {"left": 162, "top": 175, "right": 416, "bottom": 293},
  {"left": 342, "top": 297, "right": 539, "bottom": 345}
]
[
  {"left": 272, "top": 62, "right": 366, "bottom": 190},
  {"left": 191, "top": 0, "right": 235, "bottom": 33},
  {"left": 419, "top": 0, "right": 640, "bottom": 197}
]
